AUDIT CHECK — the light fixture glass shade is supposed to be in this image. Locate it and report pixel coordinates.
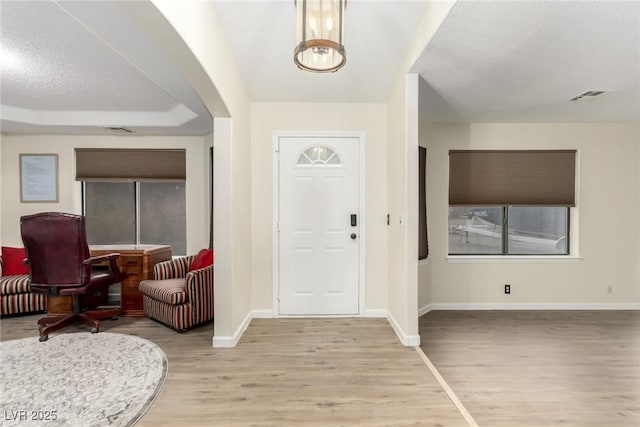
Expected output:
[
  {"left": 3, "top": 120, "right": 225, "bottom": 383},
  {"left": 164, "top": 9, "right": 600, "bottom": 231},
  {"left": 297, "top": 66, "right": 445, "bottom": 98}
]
[{"left": 294, "top": 0, "right": 346, "bottom": 73}]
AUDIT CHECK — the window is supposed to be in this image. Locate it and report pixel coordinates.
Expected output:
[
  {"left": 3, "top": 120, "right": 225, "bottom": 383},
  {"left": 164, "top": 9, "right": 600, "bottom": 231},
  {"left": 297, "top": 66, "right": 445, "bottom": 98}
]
[
  {"left": 76, "top": 148, "right": 188, "bottom": 256},
  {"left": 83, "top": 182, "right": 187, "bottom": 255},
  {"left": 296, "top": 145, "right": 341, "bottom": 166},
  {"left": 449, "top": 206, "right": 569, "bottom": 255},
  {"left": 448, "top": 149, "right": 575, "bottom": 256},
  {"left": 83, "top": 182, "right": 136, "bottom": 245}
]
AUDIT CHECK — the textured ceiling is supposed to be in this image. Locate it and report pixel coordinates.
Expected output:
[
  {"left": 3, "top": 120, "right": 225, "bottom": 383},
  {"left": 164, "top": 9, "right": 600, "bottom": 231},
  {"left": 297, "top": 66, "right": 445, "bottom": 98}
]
[
  {"left": 0, "top": 0, "right": 212, "bottom": 135},
  {"left": 413, "top": 0, "right": 640, "bottom": 122},
  {"left": 1, "top": 0, "right": 638, "bottom": 137},
  {"left": 1, "top": 1, "right": 174, "bottom": 111}
]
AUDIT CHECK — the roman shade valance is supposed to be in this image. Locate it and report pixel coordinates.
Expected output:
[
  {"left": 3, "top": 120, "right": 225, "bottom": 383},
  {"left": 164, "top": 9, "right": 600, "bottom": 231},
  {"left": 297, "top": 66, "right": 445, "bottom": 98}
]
[
  {"left": 449, "top": 150, "right": 576, "bottom": 206},
  {"left": 75, "top": 149, "right": 186, "bottom": 182}
]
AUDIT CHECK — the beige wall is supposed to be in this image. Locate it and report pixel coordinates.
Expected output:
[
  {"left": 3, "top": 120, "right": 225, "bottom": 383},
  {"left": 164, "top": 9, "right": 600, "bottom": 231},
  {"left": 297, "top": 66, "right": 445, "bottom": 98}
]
[
  {"left": 385, "top": 1, "right": 456, "bottom": 343},
  {"left": 135, "top": 0, "right": 456, "bottom": 346},
  {"left": 0, "top": 134, "right": 211, "bottom": 253},
  {"left": 0, "top": 136, "right": 3, "bottom": 246},
  {"left": 149, "top": 0, "right": 253, "bottom": 343},
  {"left": 419, "top": 122, "right": 640, "bottom": 308},
  {"left": 386, "top": 74, "right": 410, "bottom": 337},
  {"left": 418, "top": 260, "right": 431, "bottom": 312},
  {"left": 250, "top": 102, "right": 389, "bottom": 313},
  {"left": 1, "top": 135, "right": 210, "bottom": 253}
]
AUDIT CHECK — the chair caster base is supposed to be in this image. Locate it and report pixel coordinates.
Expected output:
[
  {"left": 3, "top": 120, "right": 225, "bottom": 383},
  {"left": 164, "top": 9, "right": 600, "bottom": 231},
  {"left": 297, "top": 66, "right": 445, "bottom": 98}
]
[
  {"left": 91, "top": 327, "right": 99, "bottom": 333},
  {"left": 111, "top": 315, "right": 119, "bottom": 321},
  {"left": 39, "top": 335, "right": 48, "bottom": 342}
]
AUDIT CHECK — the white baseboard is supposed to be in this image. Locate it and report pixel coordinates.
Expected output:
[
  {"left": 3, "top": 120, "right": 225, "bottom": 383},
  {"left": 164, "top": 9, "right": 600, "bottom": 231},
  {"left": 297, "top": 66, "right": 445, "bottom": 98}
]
[
  {"left": 251, "top": 309, "right": 275, "bottom": 318},
  {"left": 211, "top": 335, "right": 235, "bottom": 348},
  {"left": 212, "top": 309, "right": 274, "bottom": 347},
  {"left": 418, "top": 304, "right": 432, "bottom": 317},
  {"left": 386, "top": 311, "right": 420, "bottom": 346},
  {"left": 430, "top": 302, "right": 640, "bottom": 310},
  {"left": 363, "top": 309, "right": 388, "bottom": 318},
  {"left": 212, "top": 311, "right": 253, "bottom": 348},
  {"left": 365, "top": 309, "right": 421, "bottom": 346}
]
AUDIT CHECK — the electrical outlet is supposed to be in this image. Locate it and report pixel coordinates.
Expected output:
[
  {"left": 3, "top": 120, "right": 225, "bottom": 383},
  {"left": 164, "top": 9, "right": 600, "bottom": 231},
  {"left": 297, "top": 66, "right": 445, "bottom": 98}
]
[{"left": 504, "top": 284, "right": 511, "bottom": 294}]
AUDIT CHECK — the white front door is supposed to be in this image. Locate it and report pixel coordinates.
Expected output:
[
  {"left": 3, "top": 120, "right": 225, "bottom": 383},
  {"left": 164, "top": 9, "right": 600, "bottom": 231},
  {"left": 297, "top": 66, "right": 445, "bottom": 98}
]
[{"left": 277, "top": 136, "right": 360, "bottom": 315}]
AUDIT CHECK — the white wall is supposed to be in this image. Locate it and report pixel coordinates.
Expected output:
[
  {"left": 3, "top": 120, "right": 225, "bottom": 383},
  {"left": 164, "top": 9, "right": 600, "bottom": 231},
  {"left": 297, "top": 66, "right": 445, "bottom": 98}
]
[
  {"left": 250, "top": 102, "right": 389, "bottom": 314},
  {"left": 0, "top": 134, "right": 210, "bottom": 253},
  {"left": 419, "top": 122, "right": 640, "bottom": 309}
]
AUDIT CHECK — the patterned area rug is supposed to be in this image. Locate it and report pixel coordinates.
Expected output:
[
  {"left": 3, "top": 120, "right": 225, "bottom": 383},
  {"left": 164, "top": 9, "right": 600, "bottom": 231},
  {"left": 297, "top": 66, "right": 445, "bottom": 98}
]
[{"left": 0, "top": 332, "right": 167, "bottom": 427}]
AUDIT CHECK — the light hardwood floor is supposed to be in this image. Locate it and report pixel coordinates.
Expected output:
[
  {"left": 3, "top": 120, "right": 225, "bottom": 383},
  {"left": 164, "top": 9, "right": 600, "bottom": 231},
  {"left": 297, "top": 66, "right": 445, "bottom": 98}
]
[
  {"left": 420, "top": 310, "right": 640, "bottom": 427},
  {"left": 3, "top": 311, "right": 638, "bottom": 426},
  {"left": 1, "top": 315, "right": 466, "bottom": 427}
]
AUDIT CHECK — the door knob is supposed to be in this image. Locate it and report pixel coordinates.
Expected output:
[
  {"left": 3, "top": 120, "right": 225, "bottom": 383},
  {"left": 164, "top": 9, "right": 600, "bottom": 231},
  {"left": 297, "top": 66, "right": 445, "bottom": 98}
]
[{"left": 350, "top": 233, "right": 357, "bottom": 240}]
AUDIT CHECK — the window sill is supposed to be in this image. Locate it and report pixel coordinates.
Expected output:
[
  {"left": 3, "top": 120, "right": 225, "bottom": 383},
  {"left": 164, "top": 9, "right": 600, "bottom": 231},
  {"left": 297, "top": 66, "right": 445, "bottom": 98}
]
[{"left": 446, "top": 255, "right": 583, "bottom": 264}]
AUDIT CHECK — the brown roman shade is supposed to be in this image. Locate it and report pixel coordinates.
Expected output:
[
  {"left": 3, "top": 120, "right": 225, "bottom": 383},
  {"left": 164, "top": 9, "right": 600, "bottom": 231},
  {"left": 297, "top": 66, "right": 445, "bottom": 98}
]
[
  {"left": 449, "top": 150, "right": 576, "bottom": 206},
  {"left": 75, "top": 149, "right": 186, "bottom": 182},
  {"left": 419, "top": 147, "right": 428, "bottom": 260}
]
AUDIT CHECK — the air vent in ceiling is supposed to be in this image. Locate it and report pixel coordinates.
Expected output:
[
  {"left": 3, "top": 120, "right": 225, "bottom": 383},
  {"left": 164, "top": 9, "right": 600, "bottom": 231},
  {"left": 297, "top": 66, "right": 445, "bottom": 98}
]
[
  {"left": 569, "top": 91, "right": 606, "bottom": 102},
  {"left": 103, "top": 126, "right": 134, "bottom": 134}
]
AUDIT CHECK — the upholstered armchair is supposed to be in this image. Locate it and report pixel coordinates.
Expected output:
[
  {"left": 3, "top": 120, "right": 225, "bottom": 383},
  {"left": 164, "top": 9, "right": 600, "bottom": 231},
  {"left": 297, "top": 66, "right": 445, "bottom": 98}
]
[
  {"left": 138, "top": 255, "right": 213, "bottom": 331},
  {"left": 1, "top": 248, "right": 46, "bottom": 316}
]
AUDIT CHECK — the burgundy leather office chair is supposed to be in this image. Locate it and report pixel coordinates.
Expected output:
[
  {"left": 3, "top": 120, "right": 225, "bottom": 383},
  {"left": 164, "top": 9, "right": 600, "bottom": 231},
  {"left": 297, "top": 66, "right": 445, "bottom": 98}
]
[{"left": 20, "top": 212, "right": 122, "bottom": 342}]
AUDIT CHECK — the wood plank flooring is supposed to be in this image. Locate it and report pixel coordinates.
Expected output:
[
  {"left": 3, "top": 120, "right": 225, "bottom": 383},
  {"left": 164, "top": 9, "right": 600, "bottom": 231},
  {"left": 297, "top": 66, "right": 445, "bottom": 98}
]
[
  {"left": 3, "top": 310, "right": 638, "bottom": 426},
  {"left": 419, "top": 310, "right": 640, "bottom": 427},
  {"left": 1, "top": 315, "right": 466, "bottom": 426}
]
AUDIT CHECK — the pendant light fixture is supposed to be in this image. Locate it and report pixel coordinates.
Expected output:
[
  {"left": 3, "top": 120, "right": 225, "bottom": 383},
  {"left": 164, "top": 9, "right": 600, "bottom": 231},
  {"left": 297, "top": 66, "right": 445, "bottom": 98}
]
[{"left": 294, "top": 0, "right": 346, "bottom": 73}]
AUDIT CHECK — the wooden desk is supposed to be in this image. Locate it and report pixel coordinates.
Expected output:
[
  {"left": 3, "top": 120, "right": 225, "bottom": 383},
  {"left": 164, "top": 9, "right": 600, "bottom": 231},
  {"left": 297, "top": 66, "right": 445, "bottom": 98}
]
[
  {"left": 46, "top": 245, "right": 172, "bottom": 317},
  {"left": 90, "top": 245, "right": 172, "bottom": 317}
]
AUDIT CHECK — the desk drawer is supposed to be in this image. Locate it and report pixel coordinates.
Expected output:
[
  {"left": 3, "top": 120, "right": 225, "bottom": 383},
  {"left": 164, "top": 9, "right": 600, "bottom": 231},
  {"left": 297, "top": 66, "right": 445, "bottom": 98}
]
[
  {"left": 121, "top": 281, "right": 142, "bottom": 309},
  {"left": 119, "top": 256, "right": 142, "bottom": 275}
]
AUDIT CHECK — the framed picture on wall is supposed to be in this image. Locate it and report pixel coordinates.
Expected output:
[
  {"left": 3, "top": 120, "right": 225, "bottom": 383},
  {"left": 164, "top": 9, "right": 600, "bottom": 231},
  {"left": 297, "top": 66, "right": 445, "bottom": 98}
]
[{"left": 20, "top": 154, "right": 59, "bottom": 203}]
